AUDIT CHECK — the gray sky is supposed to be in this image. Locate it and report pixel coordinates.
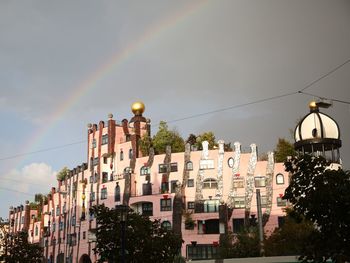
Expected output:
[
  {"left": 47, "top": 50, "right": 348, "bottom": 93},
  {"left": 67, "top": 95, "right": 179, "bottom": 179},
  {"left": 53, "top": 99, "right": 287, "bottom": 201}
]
[{"left": 0, "top": 0, "right": 349, "bottom": 218}]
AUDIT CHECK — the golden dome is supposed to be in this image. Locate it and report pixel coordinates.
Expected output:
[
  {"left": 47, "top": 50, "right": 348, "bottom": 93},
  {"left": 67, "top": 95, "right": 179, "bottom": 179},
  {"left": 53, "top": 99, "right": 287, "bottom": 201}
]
[
  {"left": 131, "top": 101, "right": 145, "bottom": 115},
  {"left": 309, "top": 101, "right": 318, "bottom": 111}
]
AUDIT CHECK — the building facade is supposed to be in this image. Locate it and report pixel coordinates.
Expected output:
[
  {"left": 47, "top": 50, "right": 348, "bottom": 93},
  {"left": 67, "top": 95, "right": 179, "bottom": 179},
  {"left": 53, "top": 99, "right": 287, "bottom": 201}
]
[{"left": 8, "top": 102, "right": 289, "bottom": 262}]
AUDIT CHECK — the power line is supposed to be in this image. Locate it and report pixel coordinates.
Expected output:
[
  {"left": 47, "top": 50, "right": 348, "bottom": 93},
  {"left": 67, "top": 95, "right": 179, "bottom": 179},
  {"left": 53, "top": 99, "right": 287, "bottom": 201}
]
[
  {"left": 299, "top": 57, "right": 350, "bottom": 92},
  {"left": 162, "top": 92, "right": 298, "bottom": 125},
  {"left": 1, "top": 57, "right": 349, "bottom": 162},
  {"left": 0, "top": 140, "right": 86, "bottom": 161},
  {"left": 299, "top": 91, "right": 350, "bottom": 105}
]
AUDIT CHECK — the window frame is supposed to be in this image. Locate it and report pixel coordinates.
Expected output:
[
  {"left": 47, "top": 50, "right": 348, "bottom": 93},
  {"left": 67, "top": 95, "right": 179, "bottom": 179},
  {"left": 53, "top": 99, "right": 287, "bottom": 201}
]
[
  {"left": 234, "top": 197, "right": 245, "bottom": 209},
  {"left": 254, "top": 176, "right": 266, "bottom": 188},
  {"left": 276, "top": 173, "right": 285, "bottom": 185},
  {"left": 160, "top": 198, "right": 172, "bottom": 211},
  {"left": 186, "top": 161, "right": 193, "bottom": 171},
  {"left": 203, "top": 178, "right": 218, "bottom": 189},
  {"left": 101, "top": 188, "right": 108, "bottom": 200}
]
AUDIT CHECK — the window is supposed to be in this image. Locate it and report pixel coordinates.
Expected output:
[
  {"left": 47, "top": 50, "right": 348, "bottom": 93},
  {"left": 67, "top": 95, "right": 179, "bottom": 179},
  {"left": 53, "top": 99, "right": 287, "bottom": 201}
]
[
  {"left": 261, "top": 195, "right": 267, "bottom": 208},
  {"left": 234, "top": 197, "right": 245, "bottom": 208},
  {"left": 187, "top": 179, "right": 194, "bottom": 187},
  {"left": 160, "top": 198, "right": 172, "bottom": 211},
  {"left": 129, "top": 149, "right": 133, "bottom": 159},
  {"left": 203, "top": 178, "right": 217, "bottom": 189},
  {"left": 187, "top": 244, "right": 218, "bottom": 260},
  {"left": 90, "top": 192, "right": 95, "bottom": 202},
  {"left": 161, "top": 220, "right": 172, "bottom": 230},
  {"left": 254, "top": 176, "right": 266, "bottom": 187},
  {"left": 142, "top": 202, "right": 153, "bottom": 216},
  {"left": 56, "top": 206, "right": 60, "bottom": 216},
  {"left": 52, "top": 222, "right": 56, "bottom": 232},
  {"left": 71, "top": 216, "right": 76, "bottom": 226},
  {"left": 187, "top": 201, "right": 195, "bottom": 210},
  {"left": 140, "top": 166, "right": 150, "bottom": 175},
  {"left": 83, "top": 231, "right": 86, "bottom": 240},
  {"left": 204, "top": 200, "right": 219, "bottom": 213},
  {"left": 158, "top": 164, "right": 167, "bottom": 173},
  {"left": 170, "top": 180, "right": 178, "bottom": 193},
  {"left": 101, "top": 188, "right": 108, "bottom": 200},
  {"left": 89, "top": 175, "right": 93, "bottom": 184},
  {"left": 170, "top": 163, "right": 178, "bottom": 172},
  {"left": 199, "top": 159, "right": 214, "bottom": 170},
  {"left": 142, "top": 183, "right": 152, "bottom": 196},
  {"left": 233, "top": 218, "right": 245, "bottom": 233},
  {"left": 277, "top": 197, "right": 287, "bottom": 207},
  {"left": 92, "top": 157, "right": 99, "bottom": 166},
  {"left": 233, "top": 179, "right": 244, "bottom": 188},
  {"left": 92, "top": 139, "right": 96, "bottom": 149},
  {"left": 186, "top": 161, "right": 193, "bottom": 171},
  {"left": 21, "top": 216, "right": 25, "bottom": 224},
  {"left": 35, "top": 226, "right": 38, "bottom": 236},
  {"left": 114, "top": 185, "right": 120, "bottom": 202},
  {"left": 161, "top": 182, "right": 169, "bottom": 193},
  {"left": 102, "top": 172, "right": 108, "bottom": 183},
  {"left": 59, "top": 221, "right": 64, "bottom": 231},
  {"left": 276, "top": 173, "right": 284, "bottom": 185},
  {"left": 103, "top": 156, "right": 108, "bottom": 164},
  {"left": 102, "top": 134, "right": 108, "bottom": 145},
  {"left": 120, "top": 150, "right": 124, "bottom": 161}
]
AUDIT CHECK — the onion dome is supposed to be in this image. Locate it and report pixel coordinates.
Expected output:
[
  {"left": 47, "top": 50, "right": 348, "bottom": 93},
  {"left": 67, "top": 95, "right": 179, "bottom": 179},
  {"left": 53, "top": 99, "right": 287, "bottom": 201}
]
[{"left": 294, "top": 101, "right": 341, "bottom": 162}]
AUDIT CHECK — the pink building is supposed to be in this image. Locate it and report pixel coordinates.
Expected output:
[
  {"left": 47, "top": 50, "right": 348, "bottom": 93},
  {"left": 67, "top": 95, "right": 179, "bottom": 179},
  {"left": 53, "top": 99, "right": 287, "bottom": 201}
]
[{"left": 9, "top": 102, "right": 289, "bottom": 262}]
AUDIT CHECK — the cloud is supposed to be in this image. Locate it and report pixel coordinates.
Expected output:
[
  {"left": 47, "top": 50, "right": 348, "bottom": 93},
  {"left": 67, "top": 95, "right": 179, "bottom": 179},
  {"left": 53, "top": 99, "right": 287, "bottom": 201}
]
[{"left": 1, "top": 163, "right": 56, "bottom": 196}]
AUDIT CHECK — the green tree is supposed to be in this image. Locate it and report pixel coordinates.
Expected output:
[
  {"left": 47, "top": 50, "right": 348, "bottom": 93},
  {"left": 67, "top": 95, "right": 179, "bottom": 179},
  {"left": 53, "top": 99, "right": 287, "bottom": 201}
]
[
  {"left": 139, "top": 134, "right": 152, "bottom": 156},
  {"left": 264, "top": 208, "right": 315, "bottom": 256},
  {"left": 152, "top": 121, "right": 185, "bottom": 154},
  {"left": 1, "top": 231, "right": 43, "bottom": 263},
  {"left": 91, "top": 204, "right": 183, "bottom": 263},
  {"left": 274, "top": 138, "right": 296, "bottom": 162},
  {"left": 195, "top": 131, "right": 217, "bottom": 150},
  {"left": 56, "top": 166, "right": 69, "bottom": 181},
  {"left": 219, "top": 225, "right": 260, "bottom": 259},
  {"left": 284, "top": 155, "right": 350, "bottom": 262}
]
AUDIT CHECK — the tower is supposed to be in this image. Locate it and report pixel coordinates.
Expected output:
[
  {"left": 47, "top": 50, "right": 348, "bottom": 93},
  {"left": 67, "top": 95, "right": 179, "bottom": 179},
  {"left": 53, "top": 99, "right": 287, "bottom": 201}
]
[{"left": 294, "top": 101, "right": 342, "bottom": 164}]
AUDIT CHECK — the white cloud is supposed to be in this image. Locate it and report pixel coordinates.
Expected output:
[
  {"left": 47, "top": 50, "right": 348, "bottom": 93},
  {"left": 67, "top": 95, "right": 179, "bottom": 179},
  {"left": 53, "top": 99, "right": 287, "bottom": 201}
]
[{"left": 1, "top": 163, "right": 56, "bottom": 196}]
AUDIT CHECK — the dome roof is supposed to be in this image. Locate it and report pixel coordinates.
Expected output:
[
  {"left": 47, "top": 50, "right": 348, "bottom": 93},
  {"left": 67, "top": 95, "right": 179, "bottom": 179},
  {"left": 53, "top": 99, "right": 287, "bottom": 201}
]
[
  {"left": 294, "top": 112, "right": 340, "bottom": 142},
  {"left": 294, "top": 102, "right": 341, "bottom": 152}
]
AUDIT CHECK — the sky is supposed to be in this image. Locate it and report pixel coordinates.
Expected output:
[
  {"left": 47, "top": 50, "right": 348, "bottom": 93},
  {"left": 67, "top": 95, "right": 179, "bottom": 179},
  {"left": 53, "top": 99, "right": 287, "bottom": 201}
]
[{"left": 0, "top": 0, "right": 349, "bottom": 219}]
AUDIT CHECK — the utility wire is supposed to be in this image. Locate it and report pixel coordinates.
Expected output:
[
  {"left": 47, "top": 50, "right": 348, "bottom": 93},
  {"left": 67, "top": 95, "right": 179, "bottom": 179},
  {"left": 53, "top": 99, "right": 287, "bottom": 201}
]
[
  {"left": 299, "top": 57, "right": 350, "bottom": 92},
  {"left": 1, "top": 57, "right": 349, "bottom": 162},
  {"left": 299, "top": 91, "right": 350, "bottom": 105},
  {"left": 0, "top": 140, "right": 86, "bottom": 161}
]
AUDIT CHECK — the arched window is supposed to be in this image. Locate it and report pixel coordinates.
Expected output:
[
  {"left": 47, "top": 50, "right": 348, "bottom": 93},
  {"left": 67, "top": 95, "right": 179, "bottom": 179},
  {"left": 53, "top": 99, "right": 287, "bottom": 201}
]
[
  {"left": 115, "top": 184, "right": 120, "bottom": 202},
  {"left": 186, "top": 161, "right": 193, "bottom": 171},
  {"left": 276, "top": 173, "right": 284, "bottom": 184},
  {"left": 120, "top": 150, "right": 124, "bottom": 161},
  {"left": 161, "top": 220, "right": 172, "bottom": 230},
  {"left": 129, "top": 149, "right": 133, "bottom": 159},
  {"left": 203, "top": 178, "right": 218, "bottom": 189}
]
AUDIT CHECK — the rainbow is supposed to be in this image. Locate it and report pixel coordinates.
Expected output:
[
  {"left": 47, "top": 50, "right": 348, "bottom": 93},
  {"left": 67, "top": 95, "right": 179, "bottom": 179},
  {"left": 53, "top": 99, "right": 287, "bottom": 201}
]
[{"left": 16, "top": 1, "right": 210, "bottom": 169}]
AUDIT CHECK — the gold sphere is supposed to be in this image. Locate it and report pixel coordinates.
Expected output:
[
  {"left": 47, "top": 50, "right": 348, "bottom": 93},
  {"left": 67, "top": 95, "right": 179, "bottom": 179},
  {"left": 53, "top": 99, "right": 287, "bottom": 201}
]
[
  {"left": 309, "top": 101, "right": 318, "bottom": 110},
  {"left": 131, "top": 101, "right": 145, "bottom": 115}
]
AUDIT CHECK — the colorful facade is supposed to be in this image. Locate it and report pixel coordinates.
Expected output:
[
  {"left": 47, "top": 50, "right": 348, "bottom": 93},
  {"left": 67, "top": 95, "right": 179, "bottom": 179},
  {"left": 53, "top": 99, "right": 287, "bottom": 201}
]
[{"left": 8, "top": 103, "right": 289, "bottom": 262}]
